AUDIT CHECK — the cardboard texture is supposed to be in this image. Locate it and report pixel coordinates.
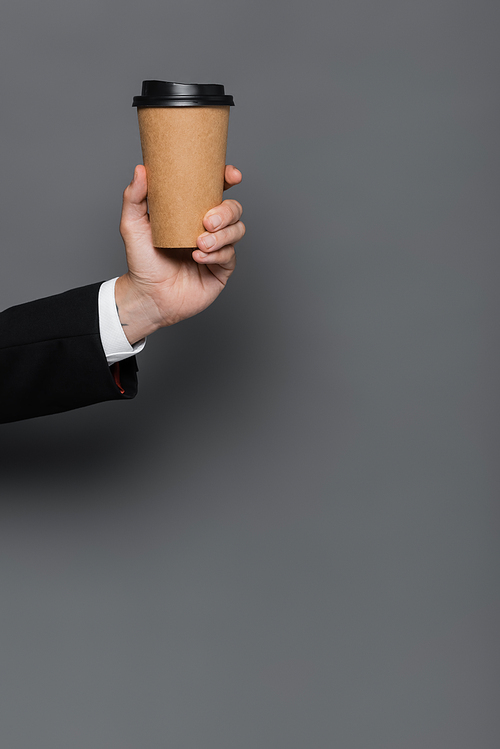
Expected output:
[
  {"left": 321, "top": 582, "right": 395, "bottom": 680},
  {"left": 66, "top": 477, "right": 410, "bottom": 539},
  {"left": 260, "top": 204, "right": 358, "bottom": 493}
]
[{"left": 137, "top": 106, "right": 230, "bottom": 248}]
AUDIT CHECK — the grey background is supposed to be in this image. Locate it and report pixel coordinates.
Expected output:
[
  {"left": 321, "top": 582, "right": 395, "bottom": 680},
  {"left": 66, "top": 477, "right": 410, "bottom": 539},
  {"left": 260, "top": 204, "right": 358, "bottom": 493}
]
[{"left": 0, "top": 0, "right": 499, "bottom": 746}]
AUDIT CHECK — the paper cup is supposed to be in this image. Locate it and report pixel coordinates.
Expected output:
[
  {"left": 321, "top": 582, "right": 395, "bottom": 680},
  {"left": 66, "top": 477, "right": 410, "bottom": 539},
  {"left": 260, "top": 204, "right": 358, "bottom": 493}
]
[{"left": 133, "top": 81, "right": 234, "bottom": 248}]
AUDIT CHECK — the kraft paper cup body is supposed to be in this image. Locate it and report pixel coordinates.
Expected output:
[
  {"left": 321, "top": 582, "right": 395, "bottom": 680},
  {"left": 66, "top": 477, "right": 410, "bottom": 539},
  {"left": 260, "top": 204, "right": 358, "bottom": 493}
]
[{"left": 137, "top": 105, "right": 230, "bottom": 248}]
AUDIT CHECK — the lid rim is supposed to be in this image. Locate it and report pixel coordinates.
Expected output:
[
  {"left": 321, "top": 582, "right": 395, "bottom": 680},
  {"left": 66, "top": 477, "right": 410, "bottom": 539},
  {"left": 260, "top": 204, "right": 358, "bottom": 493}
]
[
  {"left": 132, "top": 80, "right": 235, "bottom": 107},
  {"left": 133, "top": 99, "right": 234, "bottom": 108}
]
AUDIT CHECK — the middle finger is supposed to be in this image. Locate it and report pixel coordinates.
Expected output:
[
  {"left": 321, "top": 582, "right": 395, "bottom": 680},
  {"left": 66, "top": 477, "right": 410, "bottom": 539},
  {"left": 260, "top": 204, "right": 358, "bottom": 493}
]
[{"left": 204, "top": 199, "right": 243, "bottom": 232}]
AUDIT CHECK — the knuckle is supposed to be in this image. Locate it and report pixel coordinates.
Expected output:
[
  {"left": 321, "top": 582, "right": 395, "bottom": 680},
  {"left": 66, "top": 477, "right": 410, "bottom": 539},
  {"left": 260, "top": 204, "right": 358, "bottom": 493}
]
[
  {"left": 122, "top": 186, "right": 133, "bottom": 206},
  {"left": 226, "top": 222, "right": 244, "bottom": 246},
  {"left": 218, "top": 226, "right": 231, "bottom": 247},
  {"left": 218, "top": 245, "right": 235, "bottom": 266},
  {"left": 119, "top": 214, "right": 133, "bottom": 238},
  {"left": 229, "top": 199, "right": 243, "bottom": 219},
  {"left": 218, "top": 205, "right": 232, "bottom": 226},
  {"left": 222, "top": 199, "right": 242, "bottom": 223},
  {"left": 224, "top": 247, "right": 235, "bottom": 264}
]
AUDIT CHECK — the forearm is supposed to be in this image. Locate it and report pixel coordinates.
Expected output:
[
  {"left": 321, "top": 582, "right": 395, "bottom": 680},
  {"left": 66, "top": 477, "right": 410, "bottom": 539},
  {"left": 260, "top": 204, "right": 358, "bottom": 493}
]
[{"left": 0, "top": 283, "right": 138, "bottom": 423}]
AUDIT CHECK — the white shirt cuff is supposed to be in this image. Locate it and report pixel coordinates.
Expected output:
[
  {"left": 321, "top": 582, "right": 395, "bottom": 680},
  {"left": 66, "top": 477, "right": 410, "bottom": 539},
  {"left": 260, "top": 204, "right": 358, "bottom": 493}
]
[{"left": 98, "top": 278, "right": 146, "bottom": 365}]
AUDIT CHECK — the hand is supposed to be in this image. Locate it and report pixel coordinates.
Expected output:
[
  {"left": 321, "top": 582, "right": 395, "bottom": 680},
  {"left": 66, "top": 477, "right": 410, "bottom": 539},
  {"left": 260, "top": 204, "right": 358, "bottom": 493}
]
[{"left": 115, "top": 164, "right": 245, "bottom": 344}]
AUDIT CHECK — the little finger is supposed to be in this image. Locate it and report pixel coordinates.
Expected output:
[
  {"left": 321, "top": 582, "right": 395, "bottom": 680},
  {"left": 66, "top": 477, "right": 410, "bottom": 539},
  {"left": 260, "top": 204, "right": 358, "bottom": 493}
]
[{"left": 193, "top": 245, "right": 236, "bottom": 270}]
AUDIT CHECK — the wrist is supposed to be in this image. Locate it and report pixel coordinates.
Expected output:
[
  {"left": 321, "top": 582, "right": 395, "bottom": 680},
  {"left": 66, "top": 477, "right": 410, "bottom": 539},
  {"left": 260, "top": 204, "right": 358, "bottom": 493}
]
[{"left": 114, "top": 273, "right": 163, "bottom": 345}]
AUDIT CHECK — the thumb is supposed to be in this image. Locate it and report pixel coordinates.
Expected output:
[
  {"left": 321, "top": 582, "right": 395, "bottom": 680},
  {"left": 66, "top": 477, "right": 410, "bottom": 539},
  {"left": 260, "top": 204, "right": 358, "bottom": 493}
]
[{"left": 121, "top": 165, "right": 148, "bottom": 223}]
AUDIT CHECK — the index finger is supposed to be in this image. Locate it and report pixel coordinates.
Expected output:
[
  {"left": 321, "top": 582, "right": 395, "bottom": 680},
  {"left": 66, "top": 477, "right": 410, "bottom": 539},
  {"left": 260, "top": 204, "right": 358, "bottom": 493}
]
[{"left": 224, "top": 165, "right": 242, "bottom": 191}]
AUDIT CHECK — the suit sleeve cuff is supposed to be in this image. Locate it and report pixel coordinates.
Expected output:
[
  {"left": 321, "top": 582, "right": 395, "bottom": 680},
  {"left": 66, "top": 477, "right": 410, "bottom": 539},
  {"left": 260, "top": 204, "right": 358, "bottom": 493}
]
[{"left": 98, "top": 278, "right": 146, "bottom": 365}]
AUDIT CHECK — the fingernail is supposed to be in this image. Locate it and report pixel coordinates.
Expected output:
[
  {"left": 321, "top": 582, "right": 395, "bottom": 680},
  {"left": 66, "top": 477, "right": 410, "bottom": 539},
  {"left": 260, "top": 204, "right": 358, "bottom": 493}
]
[
  {"left": 197, "top": 251, "right": 208, "bottom": 258},
  {"left": 202, "top": 234, "right": 216, "bottom": 249},
  {"left": 207, "top": 214, "right": 221, "bottom": 230}
]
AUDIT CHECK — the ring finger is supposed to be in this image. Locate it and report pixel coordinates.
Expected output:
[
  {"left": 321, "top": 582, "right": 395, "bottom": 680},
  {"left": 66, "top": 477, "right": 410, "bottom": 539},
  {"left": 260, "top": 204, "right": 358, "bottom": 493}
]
[{"left": 197, "top": 220, "right": 245, "bottom": 254}]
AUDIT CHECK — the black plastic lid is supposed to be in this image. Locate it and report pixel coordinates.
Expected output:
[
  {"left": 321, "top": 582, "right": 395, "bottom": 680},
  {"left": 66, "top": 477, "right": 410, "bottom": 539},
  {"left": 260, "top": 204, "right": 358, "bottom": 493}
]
[{"left": 132, "top": 80, "right": 234, "bottom": 107}]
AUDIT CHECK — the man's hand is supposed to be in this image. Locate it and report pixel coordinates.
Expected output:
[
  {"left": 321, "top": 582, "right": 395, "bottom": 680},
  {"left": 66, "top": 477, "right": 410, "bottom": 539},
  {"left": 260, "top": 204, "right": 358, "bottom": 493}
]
[{"left": 115, "top": 164, "right": 245, "bottom": 345}]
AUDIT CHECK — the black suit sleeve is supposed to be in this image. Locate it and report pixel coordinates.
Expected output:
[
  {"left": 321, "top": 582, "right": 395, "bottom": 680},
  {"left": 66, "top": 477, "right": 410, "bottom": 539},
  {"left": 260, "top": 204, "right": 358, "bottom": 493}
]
[{"left": 0, "top": 282, "right": 138, "bottom": 424}]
